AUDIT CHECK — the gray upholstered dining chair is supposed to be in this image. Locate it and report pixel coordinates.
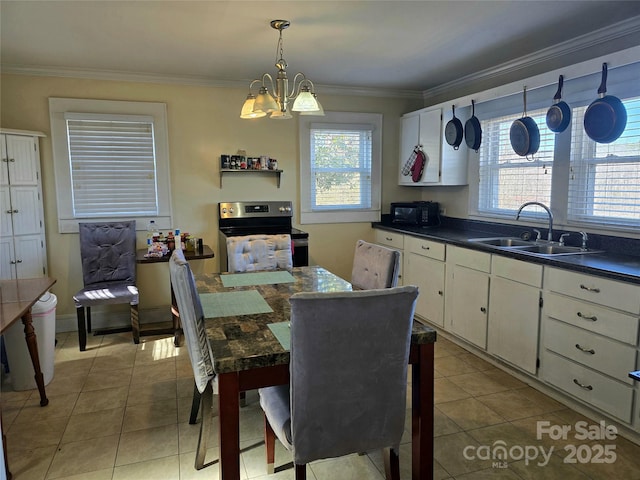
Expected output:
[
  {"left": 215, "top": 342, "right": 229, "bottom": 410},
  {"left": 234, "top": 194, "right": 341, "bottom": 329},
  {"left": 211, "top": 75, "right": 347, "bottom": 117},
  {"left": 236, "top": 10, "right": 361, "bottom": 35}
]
[
  {"left": 351, "top": 239, "right": 401, "bottom": 290},
  {"left": 169, "top": 248, "right": 217, "bottom": 470},
  {"left": 258, "top": 285, "right": 419, "bottom": 479},
  {"left": 73, "top": 221, "right": 139, "bottom": 351},
  {"left": 226, "top": 234, "right": 293, "bottom": 272}
]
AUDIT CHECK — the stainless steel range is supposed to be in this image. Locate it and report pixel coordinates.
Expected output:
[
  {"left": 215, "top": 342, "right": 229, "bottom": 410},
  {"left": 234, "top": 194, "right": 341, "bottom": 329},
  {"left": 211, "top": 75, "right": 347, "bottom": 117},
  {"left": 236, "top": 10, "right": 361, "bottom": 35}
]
[{"left": 218, "top": 201, "right": 309, "bottom": 271}]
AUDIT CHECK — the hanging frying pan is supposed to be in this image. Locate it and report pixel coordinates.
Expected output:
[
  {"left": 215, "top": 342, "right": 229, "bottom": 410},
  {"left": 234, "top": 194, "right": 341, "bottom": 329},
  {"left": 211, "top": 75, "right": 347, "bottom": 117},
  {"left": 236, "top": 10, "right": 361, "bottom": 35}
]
[
  {"left": 464, "top": 99, "right": 482, "bottom": 152},
  {"left": 510, "top": 86, "right": 540, "bottom": 158},
  {"left": 445, "top": 105, "right": 464, "bottom": 150},
  {"left": 546, "top": 75, "right": 571, "bottom": 133},
  {"left": 584, "top": 63, "right": 627, "bottom": 144}
]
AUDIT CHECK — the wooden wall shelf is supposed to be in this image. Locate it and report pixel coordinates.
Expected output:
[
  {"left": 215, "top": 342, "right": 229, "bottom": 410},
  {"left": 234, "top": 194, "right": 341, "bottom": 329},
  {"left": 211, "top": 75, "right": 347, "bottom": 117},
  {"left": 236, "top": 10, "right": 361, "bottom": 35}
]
[{"left": 220, "top": 169, "right": 282, "bottom": 188}]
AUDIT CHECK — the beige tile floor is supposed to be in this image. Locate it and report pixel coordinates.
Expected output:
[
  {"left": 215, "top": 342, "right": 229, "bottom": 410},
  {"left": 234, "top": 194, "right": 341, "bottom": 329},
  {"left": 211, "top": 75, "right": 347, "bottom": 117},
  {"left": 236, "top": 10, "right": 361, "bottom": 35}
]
[{"left": 2, "top": 330, "right": 640, "bottom": 479}]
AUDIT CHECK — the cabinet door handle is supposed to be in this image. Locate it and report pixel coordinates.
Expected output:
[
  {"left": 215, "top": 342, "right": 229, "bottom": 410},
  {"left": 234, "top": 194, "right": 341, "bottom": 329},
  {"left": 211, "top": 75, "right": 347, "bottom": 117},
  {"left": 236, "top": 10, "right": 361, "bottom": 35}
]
[
  {"left": 480, "top": 307, "right": 487, "bottom": 313},
  {"left": 579, "top": 284, "right": 600, "bottom": 293},
  {"left": 8, "top": 158, "right": 15, "bottom": 162},
  {"left": 575, "top": 344, "right": 595, "bottom": 355},
  {"left": 6, "top": 210, "right": 12, "bottom": 214},
  {"left": 576, "top": 312, "right": 597, "bottom": 321},
  {"left": 572, "top": 379, "right": 593, "bottom": 391},
  {"left": 438, "top": 290, "right": 443, "bottom": 296}
]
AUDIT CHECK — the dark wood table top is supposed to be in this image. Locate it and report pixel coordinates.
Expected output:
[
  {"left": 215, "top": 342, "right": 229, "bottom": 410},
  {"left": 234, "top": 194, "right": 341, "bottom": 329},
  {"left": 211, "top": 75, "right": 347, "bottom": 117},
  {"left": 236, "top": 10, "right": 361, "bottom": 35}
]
[
  {"left": 0, "top": 277, "right": 57, "bottom": 333},
  {"left": 136, "top": 245, "right": 214, "bottom": 263},
  {"left": 196, "top": 266, "right": 437, "bottom": 374}
]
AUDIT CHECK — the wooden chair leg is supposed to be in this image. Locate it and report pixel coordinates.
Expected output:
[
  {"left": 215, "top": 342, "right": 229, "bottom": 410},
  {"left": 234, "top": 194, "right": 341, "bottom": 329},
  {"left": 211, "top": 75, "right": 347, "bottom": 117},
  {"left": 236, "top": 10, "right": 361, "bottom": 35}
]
[
  {"left": 130, "top": 304, "right": 140, "bottom": 344},
  {"left": 86, "top": 306, "right": 92, "bottom": 333},
  {"left": 383, "top": 447, "right": 400, "bottom": 480},
  {"left": 195, "top": 381, "right": 213, "bottom": 470},
  {"left": 76, "top": 307, "right": 87, "bottom": 352},
  {"left": 294, "top": 463, "right": 307, "bottom": 480},
  {"left": 264, "top": 414, "right": 276, "bottom": 474},
  {"left": 189, "top": 382, "right": 201, "bottom": 424}
]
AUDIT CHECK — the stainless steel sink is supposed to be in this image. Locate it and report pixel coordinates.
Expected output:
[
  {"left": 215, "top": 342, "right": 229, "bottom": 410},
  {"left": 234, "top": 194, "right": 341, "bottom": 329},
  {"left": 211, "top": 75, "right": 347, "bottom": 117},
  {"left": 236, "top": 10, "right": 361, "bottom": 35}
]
[
  {"left": 467, "top": 237, "right": 603, "bottom": 256},
  {"left": 467, "top": 237, "right": 532, "bottom": 247}
]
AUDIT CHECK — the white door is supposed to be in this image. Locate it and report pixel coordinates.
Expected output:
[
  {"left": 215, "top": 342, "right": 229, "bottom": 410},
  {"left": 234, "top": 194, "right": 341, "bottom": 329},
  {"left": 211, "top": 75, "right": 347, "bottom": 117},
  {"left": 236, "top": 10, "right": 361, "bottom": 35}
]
[
  {"left": 0, "top": 236, "right": 16, "bottom": 279},
  {"left": 9, "top": 186, "right": 41, "bottom": 235},
  {"left": 14, "top": 234, "right": 45, "bottom": 278},
  {"left": 448, "top": 265, "right": 489, "bottom": 349},
  {"left": 5, "top": 134, "right": 39, "bottom": 185}
]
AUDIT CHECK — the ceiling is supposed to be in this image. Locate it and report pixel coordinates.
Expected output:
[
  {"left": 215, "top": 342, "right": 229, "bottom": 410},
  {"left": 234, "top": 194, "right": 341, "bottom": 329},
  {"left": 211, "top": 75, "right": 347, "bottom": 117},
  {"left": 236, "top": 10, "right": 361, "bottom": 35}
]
[{"left": 2, "top": 1, "right": 640, "bottom": 97}]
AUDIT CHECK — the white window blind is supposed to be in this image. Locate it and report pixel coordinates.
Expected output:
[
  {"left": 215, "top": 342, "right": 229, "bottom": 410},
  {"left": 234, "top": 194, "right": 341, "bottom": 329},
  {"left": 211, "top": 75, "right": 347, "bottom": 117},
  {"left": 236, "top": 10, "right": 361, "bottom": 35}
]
[
  {"left": 478, "top": 108, "right": 555, "bottom": 217},
  {"left": 65, "top": 114, "right": 159, "bottom": 218},
  {"left": 309, "top": 125, "right": 372, "bottom": 210},
  {"left": 568, "top": 97, "right": 640, "bottom": 227}
]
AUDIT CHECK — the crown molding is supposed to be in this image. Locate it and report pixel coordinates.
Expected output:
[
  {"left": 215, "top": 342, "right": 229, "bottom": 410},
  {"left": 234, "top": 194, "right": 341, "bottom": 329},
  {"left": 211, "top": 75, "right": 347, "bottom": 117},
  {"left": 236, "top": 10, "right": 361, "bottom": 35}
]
[
  {"left": 0, "top": 64, "right": 422, "bottom": 99},
  {"left": 422, "top": 15, "right": 640, "bottom": 103}
]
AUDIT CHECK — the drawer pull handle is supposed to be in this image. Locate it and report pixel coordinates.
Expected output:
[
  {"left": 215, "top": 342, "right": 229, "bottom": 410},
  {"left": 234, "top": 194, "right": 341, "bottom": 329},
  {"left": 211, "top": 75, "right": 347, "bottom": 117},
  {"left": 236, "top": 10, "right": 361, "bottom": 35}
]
[
  {"left": 572, "top": 379, "right": 593, "bottom": 391},
  {"left": 421, "top": 245, "right": 430, "bottom": 250},
  {"left": 575, "top": 344, "right": 595, "bottom": 355},
  {"left": 385, "top": 237, "right": 393, "bottom": 241},
  {"left": 579, "top": 284, "right": 600, "bottom": 293},
  {"left": 576, "top": 312, "right": 597, "bottom": 321}
]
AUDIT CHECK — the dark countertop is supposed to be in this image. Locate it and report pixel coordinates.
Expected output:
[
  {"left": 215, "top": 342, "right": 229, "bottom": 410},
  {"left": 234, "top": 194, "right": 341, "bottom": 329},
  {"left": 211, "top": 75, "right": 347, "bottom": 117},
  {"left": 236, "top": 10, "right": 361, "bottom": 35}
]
[
  {"left": 196, "top": 266, "right": 437, "bottom": 374},
  {"left": 373, "top": 221, "right": 640, "bottom": 286}
]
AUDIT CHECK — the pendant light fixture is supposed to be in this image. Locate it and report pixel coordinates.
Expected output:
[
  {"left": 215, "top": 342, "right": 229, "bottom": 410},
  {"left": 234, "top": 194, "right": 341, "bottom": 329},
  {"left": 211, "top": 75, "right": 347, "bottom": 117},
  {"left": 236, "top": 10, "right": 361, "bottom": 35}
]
[{"left": 240, "top": 20, "right": 323, "bottom": 119}]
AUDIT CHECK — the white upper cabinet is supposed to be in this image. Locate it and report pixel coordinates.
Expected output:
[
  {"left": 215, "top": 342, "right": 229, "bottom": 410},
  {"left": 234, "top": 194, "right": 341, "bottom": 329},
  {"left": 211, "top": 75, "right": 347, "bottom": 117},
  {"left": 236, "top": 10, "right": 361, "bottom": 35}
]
[{"left": 398, "top": 107, "right": 468, "bottom": 187}]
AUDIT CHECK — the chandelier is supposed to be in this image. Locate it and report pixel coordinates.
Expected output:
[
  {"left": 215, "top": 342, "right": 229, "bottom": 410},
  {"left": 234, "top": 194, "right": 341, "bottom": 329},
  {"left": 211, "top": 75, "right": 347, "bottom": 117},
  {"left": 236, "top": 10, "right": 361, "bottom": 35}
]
[{"left": 240, "top": 20, "right": 324, "bottom": 119}]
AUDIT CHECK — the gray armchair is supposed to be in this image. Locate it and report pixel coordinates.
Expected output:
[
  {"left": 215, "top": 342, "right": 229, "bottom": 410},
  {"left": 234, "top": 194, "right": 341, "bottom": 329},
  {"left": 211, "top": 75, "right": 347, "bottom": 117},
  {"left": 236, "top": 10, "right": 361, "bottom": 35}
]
[
  {"left": 351, "top": 239, "right": 400, "bottom": 289},
  {"left": 258, "top": 285, "right": 419, "bottom": 479},
  {"left": 226, "top": 234, "right": 293, "bottom": 272},
  {"left": 169, "top": 249, "right": 217, "bottom": 470},
  {"left": 73, "top": 221, "right": 138, "bottom": 351}
]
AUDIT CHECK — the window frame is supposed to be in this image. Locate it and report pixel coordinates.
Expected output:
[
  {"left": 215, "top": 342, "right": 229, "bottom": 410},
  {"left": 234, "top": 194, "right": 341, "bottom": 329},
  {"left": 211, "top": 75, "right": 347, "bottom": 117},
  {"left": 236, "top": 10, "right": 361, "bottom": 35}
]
[
  {"left": 49, "top": 98, "right": 173, "bottom": 233},
  {"left": 299, "top": 112, "right": 382, "bottom": 224}
]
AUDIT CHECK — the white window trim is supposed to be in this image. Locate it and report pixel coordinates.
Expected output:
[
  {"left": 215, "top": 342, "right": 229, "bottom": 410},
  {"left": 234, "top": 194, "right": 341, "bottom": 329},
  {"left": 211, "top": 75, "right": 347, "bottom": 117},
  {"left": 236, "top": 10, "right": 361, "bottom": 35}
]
[
  {"left": 299, "top": 111, "right": 382, "bottom": 224},
  {"left": 49, "top": 98, "right": 172, "bottom": 233}
]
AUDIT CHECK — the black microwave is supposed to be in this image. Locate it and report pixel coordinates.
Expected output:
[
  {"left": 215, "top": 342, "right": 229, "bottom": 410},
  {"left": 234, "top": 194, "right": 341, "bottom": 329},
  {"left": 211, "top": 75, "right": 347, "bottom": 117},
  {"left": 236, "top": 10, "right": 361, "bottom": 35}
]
[{"left": 390, "top": 201, "right": 440, "bottom": 226}]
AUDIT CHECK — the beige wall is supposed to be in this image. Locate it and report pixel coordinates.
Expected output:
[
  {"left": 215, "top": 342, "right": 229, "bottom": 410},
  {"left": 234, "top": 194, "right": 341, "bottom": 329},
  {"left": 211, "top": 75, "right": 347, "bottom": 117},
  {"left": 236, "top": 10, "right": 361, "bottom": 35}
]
[{"left": 1, "top": 73, "right": 422, "bottom": 320}]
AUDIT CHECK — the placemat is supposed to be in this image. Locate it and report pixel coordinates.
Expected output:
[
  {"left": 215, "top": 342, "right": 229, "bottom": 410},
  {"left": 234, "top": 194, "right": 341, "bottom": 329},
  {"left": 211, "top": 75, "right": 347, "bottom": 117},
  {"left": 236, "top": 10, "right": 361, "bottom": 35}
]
[
  {"left": 221, "top": 270, "right": 296, "bottom": 288},
  {"left": 267, "top": 322, "right": 291, "bottom": 351},
  {"left": 200, "top": 290, "right": 273, "bottom": 318}
]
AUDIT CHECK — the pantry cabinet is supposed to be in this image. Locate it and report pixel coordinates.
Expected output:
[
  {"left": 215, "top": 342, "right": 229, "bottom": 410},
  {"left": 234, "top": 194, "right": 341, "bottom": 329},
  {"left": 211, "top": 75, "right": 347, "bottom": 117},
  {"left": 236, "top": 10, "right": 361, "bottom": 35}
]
[
  {"left": 540, "top": 267, "right": 639, "bottom": 423},
  {"left": 404, "top": 236, "right": 446, "bottom": 327},
  {"left": 0, "top": 129, "right": 47, "bottom": 279},
  {"left": 398, "top": 107, "right": 468, "bottom": 186},
  {"left": 445, "top": 245, "right": 490, "bottom": 349},
  {"left": 487, "top": 256, "right": 542, "bottom": 375}
]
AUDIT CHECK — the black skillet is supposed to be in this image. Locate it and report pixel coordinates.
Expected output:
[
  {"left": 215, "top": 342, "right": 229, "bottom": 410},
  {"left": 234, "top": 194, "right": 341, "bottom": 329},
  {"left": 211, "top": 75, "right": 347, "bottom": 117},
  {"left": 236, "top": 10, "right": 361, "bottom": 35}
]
[
  {"left": 510, "top": 87, "right": 540, "bottom": 158},
  {"left": 546, "top": 75, "right": 571, "bottom": 133},
  {"left": 445, "top": 105, "right": 464, "bottom": 150},
  {"left": 584, "top": 63, "right": 627, "bottom": 144},
  {"left": 465, "top": 100, "right": 482, "bottom": 152}
]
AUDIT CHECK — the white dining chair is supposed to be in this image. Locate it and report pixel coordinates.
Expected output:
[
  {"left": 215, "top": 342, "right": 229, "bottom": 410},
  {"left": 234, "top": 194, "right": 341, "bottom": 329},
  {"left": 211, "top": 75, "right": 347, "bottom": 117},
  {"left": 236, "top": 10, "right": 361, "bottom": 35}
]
[
  {"left": 169, "top": 249, "right": 217, "bottom": 470},
  {"left": 351, "top": 239, "right": 400, "bottom": 290},
  {"left": 258, "top": 285, "right": 419, "bottom": 479},
  {"left": 226, "top": 234, "right": 293, "bottom": 272}
]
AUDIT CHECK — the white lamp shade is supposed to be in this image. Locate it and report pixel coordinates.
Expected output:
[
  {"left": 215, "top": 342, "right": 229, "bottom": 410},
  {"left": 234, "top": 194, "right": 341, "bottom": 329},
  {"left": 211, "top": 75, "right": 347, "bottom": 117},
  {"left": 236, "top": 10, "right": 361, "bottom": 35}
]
[
  {"left": 254, "top": 90, "right": 279, "bottom": 113},
  {"left": 291, "top": 90, "right": 320, "bottom": 112},
  {"left": 241, "top": 96, "right": 267, "bottom": 119},
  {"left": 270, "top": 110, "right": 293, "bottom": 120},
  {"left": 300, "top": 97, "right": 325, "bottom": 116}
]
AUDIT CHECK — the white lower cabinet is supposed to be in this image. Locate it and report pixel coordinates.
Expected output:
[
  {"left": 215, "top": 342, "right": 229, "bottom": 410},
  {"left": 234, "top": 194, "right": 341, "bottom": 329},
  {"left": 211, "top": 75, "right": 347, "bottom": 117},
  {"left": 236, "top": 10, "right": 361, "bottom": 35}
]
[
  {"left": 488, "top": 256, "right": 542, "bottom": 375},
  {"left": 373, "top": 229, "right": 404, "bottom": 285},
  {"left": 404, "top": 236, "right": 445, "bottom": 326},
  {"left": 446, "top": 246, "right": 490, "bottom": 349},
  {"left": 541, "top": 267, "right": 640, "bottom": 424}
]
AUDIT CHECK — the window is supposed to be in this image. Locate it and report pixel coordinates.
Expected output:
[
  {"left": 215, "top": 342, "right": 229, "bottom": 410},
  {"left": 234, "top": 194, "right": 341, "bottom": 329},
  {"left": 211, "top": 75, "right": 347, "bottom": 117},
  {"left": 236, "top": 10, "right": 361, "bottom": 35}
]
[
  {"left": 568, "top": 98, "right": 640, "bottom": 227},
  {"left": 299, "top": 112, "right": 382, "bottom": 224},
  {"left": 49, "top": 98, "right": 172, "bottom": 233},
  {"left": 478, "top": 108, "right": 555, "bottom": 218}
]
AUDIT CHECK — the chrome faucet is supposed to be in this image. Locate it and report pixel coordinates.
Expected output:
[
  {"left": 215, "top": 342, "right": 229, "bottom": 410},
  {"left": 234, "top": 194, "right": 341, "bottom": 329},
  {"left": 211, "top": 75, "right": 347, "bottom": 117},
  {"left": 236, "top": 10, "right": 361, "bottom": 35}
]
[{"left": 515, "top": 202, "right": 553, "bottom": 242}]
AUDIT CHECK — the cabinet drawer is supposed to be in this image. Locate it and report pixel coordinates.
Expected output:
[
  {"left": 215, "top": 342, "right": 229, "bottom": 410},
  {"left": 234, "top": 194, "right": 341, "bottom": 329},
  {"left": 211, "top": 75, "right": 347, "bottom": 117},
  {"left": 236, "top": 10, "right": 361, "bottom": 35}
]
[
  {"left": 544, "top": 292, "right": 639, "bottom": 345},
  {"left": 492, "top": 255, "right": 542, "bottom": 288},
  {"left": 374, "top": 230, "right": 404, "bottom": 250},
  {"left": 545, "top": 267, "right": 640, "bottom": 314},
  {"left": 543, "top": 318, "right": 637, "bottom": 384},
  {"left": 447, "top": 245, "right": 491, "bottom": 273},
  {"left": 405, "top": 236, "right": 445, "bottom": 261},
  {"left": 542, "top": 350, "right": 634, "bottom": 423}
]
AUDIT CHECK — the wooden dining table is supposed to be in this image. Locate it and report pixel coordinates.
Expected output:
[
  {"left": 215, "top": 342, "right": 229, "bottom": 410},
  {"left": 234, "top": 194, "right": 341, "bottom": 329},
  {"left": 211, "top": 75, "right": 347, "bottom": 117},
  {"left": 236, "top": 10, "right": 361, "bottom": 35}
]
[{"left": 196, "top": 266, "right": 436, "bottom": 480}]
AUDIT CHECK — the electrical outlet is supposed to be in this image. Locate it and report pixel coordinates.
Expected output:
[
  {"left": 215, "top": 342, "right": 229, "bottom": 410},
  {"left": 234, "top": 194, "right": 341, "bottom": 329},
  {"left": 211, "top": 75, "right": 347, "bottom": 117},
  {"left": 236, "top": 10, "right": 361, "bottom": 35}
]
[{"left": 439, "top": 207, "right": 446, "bottom": 216}]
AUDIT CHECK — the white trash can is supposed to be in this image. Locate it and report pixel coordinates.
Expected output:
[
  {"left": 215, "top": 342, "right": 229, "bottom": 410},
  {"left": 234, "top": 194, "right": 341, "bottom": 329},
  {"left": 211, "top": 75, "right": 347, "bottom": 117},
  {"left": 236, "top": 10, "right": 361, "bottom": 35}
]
[{"left": 4, "top": 292, "right": 57, "bottom": 391}]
